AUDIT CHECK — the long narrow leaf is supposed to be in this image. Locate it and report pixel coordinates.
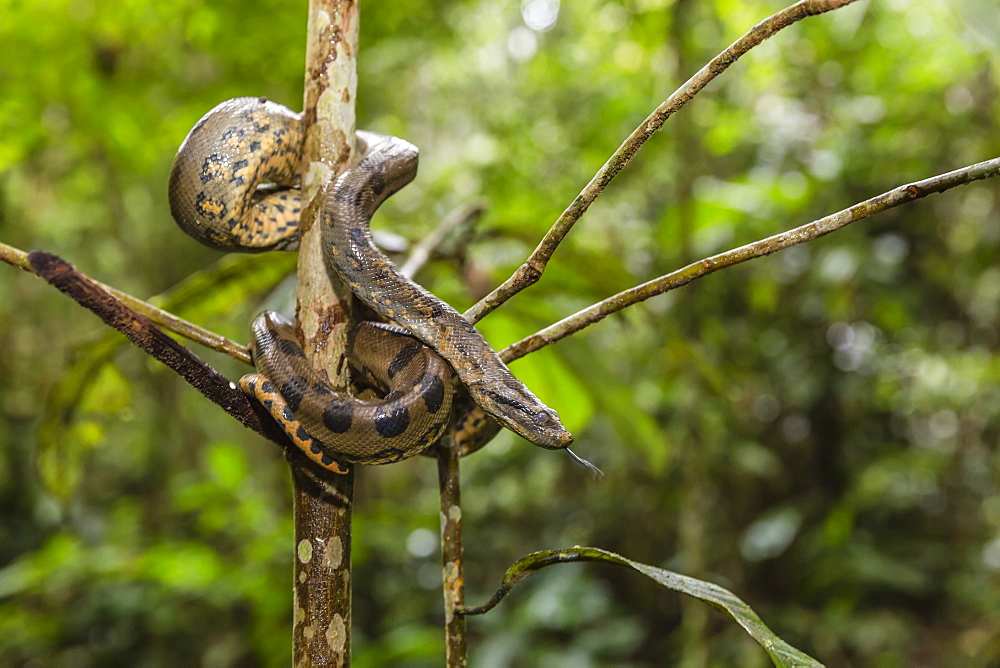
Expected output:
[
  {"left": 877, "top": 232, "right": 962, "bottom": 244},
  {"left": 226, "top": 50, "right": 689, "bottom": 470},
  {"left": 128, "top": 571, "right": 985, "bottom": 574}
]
[{"left": 461, "top": 547, "right": 822, "bottom": 667}]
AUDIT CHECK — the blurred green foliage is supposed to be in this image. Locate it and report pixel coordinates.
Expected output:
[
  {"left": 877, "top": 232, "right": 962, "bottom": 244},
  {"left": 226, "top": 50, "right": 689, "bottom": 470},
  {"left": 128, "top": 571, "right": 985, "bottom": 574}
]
[{"left": 1, "top": 0, "right": 999, "bottom": 665}]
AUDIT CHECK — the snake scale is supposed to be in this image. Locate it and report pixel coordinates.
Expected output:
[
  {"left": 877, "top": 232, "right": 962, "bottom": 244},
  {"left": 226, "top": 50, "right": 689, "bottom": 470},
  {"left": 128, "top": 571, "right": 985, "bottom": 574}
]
[{"left": 169, "top": 97, "right": 593, "bottom": 474}]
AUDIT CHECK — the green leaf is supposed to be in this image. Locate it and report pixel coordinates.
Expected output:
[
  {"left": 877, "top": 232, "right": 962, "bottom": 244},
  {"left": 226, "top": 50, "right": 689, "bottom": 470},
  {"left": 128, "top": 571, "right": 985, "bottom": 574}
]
[{"left": 462, "top": 546, "right": 823, "bottom": 668}]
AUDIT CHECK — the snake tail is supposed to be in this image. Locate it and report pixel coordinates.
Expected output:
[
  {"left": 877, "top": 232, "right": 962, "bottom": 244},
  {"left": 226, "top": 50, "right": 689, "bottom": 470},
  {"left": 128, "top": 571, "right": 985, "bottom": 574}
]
[{"left": 240, "top": 373, "right": 350, "bottom": 474}]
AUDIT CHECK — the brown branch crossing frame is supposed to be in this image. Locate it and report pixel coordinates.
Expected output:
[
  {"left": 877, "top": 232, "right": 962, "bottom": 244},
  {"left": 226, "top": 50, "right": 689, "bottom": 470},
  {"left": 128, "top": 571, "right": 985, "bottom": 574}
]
[
  {"left": 24, "top": 251, "right": 291, "bottom": 450},
  {"left": 0, "top": 242, "right": 250, "bottom": 363},
  {"left": 10, "top": 155, "right": 996, "bottom": 456},
  {"left": 499, "top": 157, "right": 1000, "bottom": 364}
]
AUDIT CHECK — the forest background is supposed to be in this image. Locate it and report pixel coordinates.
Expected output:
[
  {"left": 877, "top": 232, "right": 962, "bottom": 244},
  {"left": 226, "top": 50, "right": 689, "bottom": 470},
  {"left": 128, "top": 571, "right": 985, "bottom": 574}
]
[{"left": 1, "top": 0, "right": 998, "bottom": 665}]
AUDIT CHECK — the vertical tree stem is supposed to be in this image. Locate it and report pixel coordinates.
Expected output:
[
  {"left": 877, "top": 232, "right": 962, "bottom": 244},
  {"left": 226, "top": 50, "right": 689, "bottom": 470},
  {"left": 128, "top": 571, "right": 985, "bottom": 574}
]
[
  {"left": 438, "top": 438, "right": 468, "bottom": 666},
  {"left": 291, "top": 467, "right": 355, "bottom": 664},
  {"left": 292, "top": 1, "right": 359, "bottom": 664}
]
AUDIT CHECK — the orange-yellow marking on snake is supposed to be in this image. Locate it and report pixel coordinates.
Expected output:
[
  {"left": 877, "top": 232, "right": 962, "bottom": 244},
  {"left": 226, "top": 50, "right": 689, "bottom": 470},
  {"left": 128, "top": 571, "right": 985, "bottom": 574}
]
[
  {"left": 237, "top": 312, "right": 454, "bottom": 471},
  {"left": 239, "top": 373, "right": 350, "bottom": 474}
]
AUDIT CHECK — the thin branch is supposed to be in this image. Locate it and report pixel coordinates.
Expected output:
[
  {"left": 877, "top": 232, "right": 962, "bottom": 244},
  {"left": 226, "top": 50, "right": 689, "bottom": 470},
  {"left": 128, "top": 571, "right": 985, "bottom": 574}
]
[
  {"left": 464, "top": 0, "right": 861, "bottom": 324},
  {"left": 25, "top": 250, "right": 290, "bottom": 447},
  {"left": 399, "top": 201, "right": 485, "bottom": 279},
  {"left": 436, "top": 433, "right": 467, "bottom": 667},
  {"left": 1, "top": 241, "right": 251, "bottom": 364},
  {"left": 500, "top": 157, "right": 1000, "bottom": 363}
]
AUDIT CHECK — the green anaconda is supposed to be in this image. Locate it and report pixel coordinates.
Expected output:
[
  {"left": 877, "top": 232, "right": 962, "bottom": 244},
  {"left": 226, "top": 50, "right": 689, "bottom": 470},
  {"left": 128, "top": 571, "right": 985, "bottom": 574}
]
[{"left": 169, "top": 96, "right": 590, "bottom": 474}]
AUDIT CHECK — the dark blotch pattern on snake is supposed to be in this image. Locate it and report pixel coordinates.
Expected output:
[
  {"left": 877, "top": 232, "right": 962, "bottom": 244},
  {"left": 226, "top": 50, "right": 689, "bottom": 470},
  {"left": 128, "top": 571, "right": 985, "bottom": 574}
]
[
  {"left": 240, "top": 313, "right": 454, "bottom": 472},
  {"left": 169, "top": 97, "right": 573, "bottom": 472}
]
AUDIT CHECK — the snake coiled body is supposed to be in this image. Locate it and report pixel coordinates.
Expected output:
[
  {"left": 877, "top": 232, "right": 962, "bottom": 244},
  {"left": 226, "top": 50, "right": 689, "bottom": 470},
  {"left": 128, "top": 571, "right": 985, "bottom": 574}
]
[
  {"left": 240, "top": 314, "right": 453, "bottom": 474},
  {"left": 169, "top": 98, "right": 305, "bottom": 252},
  {"left": 169, "top": 97, "right": 572, "bottom": 471}
]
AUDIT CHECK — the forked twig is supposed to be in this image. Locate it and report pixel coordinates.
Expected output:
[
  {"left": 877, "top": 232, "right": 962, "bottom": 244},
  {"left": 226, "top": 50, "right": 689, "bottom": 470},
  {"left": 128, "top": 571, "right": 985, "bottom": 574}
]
[{"left": 400, "top": 201, "right": 485, "bottom": 279}]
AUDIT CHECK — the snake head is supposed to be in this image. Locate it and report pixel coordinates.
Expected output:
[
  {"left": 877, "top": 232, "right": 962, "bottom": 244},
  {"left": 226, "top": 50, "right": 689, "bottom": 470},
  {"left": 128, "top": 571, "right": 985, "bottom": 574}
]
[
  {"left": 477, "top": 381, "right": 573, "bottom": 450},
  {"left": 525, "top": 406, "right": 574, "bottom": 450}
]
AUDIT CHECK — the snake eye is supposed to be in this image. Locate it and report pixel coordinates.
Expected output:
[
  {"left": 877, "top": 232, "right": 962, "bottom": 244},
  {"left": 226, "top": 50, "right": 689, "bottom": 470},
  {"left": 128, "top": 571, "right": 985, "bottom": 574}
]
[{"left": 533, "top": 411, "right": 552, "bottom": 426}]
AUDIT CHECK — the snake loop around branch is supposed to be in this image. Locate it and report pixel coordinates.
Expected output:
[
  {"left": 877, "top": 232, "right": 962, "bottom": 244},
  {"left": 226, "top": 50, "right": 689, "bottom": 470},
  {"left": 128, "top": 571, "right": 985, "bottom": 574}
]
[{"left": 169, "top": 97, "right": 580, "bottom": 473}]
